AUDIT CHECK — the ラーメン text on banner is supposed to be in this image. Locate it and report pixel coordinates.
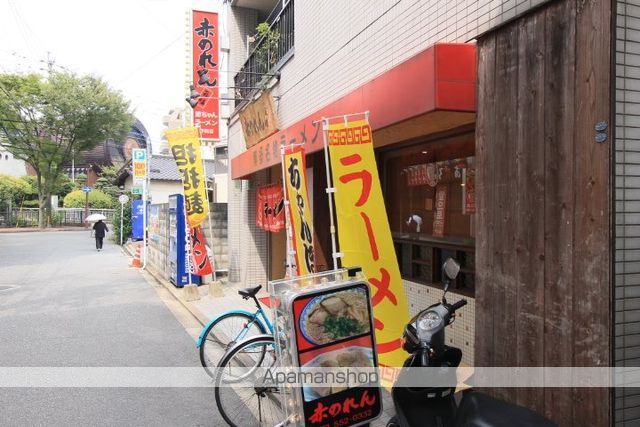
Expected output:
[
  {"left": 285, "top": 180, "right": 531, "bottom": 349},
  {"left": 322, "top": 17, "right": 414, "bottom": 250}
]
[{"left": 327, "top": 118, "right": 409, "bottom": 368}]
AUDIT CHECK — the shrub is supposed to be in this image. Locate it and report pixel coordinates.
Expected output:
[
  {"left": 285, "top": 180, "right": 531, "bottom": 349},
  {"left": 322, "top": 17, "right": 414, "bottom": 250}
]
[
  {"left": 0, "top": 174, "right": 34, "bottom": 204},
  {"left": 21, "top": 199, "right": 40, "bottom": 208},
  {"left": 63, "top": 189, "right": 114, "bottom": 208}
]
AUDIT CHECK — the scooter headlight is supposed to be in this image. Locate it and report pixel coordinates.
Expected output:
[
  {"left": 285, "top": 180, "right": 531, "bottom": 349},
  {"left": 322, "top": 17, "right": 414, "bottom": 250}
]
[{"left": 417, "top": 310, "right": 442, "bottom": 334}]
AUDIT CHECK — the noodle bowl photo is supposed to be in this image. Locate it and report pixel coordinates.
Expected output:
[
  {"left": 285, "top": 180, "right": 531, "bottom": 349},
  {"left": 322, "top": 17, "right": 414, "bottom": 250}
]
[{"left": 299, "top": 288, "right": 371, "bottom": 345}]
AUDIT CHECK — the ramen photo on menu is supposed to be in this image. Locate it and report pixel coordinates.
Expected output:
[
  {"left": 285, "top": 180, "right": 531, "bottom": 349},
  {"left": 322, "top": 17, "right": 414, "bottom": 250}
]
[{"left": 299, "top": 288, "right": 371, "bottom": 345}]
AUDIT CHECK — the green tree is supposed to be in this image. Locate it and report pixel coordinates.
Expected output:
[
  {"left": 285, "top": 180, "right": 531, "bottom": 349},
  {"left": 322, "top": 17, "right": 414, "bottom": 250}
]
[
  {"left": 0, "top": 72, "right": 133, "bottom": 227},
  {"left": 63, "top": 189, "right": 114, "bottom": 209},
  {"left": 73, "top": 173, "right": 87, "bottom": 190},
  {"left": 94, "top": 165, "right": 121, "bottom": 199},
  {"left": 0, "top": 174, "right": 33, "bottom": 204}
]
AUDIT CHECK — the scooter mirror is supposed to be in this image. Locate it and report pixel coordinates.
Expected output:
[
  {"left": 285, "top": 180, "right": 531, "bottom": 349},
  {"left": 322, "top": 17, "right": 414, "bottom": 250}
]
[{"left": 443, "top": 258, "right": 461, "bottom": 280}]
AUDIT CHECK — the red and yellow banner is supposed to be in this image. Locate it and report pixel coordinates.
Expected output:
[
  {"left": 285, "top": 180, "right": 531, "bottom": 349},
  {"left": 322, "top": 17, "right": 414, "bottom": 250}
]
[
  {"left": 190, "top": 225, "right": 213, "bottom": 276},
  {"left": 166, "top": 127, "right": 209, "bottom": 228},
  {"left": 192, "top": 10, "right": 219, "bottom": 139},
  {"left": 327, "top": 118, "right": 409, "bottom": 368},
  {"left": 283, "top": 146, "right": 315, "bottom": 275}
]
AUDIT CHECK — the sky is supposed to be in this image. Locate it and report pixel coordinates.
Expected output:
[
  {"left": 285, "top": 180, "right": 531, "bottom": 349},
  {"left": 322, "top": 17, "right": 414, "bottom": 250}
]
[{"left": 0, "top": 0, "right": 224, "bottom": 148}]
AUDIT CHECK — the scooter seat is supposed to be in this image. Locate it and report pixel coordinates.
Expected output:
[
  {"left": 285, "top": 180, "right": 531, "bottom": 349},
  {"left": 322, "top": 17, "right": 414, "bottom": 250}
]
[
  {"left": 238, "top": 285, "right": 262, "bottom": 299},
  {"left": 455, "top": 391, "right": 556, "bottom": 427}
]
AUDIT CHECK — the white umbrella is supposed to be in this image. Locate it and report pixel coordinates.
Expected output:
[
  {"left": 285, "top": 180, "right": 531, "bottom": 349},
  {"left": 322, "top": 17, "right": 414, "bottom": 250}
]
[{"left": 85, "top": 213, "right": 107, "bottom": 222}]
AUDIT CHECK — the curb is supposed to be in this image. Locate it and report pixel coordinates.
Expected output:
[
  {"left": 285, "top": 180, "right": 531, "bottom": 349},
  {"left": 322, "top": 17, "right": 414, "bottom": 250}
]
[{"left": 127, "top": 248, "right": 209, "bottom": 326}]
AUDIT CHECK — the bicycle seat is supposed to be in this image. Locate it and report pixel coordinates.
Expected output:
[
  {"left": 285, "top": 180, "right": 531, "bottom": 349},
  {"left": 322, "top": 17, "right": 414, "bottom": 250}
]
[{"left": 238, "top": 285, "right": 262, "bottom": 299}]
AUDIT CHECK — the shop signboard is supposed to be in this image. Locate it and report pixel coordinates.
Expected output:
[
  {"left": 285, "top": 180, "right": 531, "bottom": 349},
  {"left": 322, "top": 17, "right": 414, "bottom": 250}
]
[
  {"left": 240, "top": 89, "right": 279, "bottom": 149},
  {"left": 327, "top": 117, "right": 410, "bottom": 368},
  {"left": 132, "top": 148, "right": 146, "bottom": 185},
  {"left": 284, "top": 146, "right": 315, "bottom": 275},
  {"left": 268, "top": 270, "right": 382, "bottom": 427},
  {"left": 191, "top": 10, "right": 219, "bottom": 139},
  {"left": 433, "top": 184, "right": 448, "bottom": 237}
]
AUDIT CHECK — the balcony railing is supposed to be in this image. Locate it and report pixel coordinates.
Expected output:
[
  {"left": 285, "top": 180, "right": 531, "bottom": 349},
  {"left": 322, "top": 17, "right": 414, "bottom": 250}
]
[{"left": 234, "top": 0, "right": 294, "bottom": 103}]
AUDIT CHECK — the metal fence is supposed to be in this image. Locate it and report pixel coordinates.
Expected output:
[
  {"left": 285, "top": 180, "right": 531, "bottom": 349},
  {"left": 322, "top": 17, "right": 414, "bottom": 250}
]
[{"left": 0, "top": 207, "right": 115, "bottom": 228}]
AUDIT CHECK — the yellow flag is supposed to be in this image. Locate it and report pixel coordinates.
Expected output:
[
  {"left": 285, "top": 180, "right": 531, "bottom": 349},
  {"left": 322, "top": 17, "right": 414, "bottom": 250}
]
[
  {"left": 328, "top": 118, "right": 409, "bottom": 368},
  {"left": 165, "top": 127, "right": 209, "bottom": 227},
  {"left": 283, "top": 146, "right": 315, "bottom": 275}
]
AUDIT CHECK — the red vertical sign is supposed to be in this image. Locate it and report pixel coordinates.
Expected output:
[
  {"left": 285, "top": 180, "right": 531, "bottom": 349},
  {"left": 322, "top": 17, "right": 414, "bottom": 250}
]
[
  {"left": 433, "top": 184, "right": 448, "bottom": 237},
  {"left": 192, "top": 10, "right": 219, "bottom": 139}
]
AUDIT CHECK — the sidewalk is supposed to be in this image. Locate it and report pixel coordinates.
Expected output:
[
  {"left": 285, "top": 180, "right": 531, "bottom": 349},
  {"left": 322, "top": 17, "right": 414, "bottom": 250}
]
[{"left": 126, "top": 244, "right": 395, "bottom": 426}]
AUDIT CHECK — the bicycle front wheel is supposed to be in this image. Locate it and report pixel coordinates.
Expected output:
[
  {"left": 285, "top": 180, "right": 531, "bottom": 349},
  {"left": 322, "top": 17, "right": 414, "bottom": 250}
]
[
  {"left": 199, "top": 312, "right": 267, "bottom": 378},
  {"left": 214, "top": 335, "right": 283, "bottom": 427}
]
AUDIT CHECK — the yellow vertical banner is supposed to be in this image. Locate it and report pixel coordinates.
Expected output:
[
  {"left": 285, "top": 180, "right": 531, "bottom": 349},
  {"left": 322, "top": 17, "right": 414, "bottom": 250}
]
[
  {"left": 327, "top": 118, "right": 409, "bottom": 368},
  {"left": 283, "top": 146, "right": 315, "bottom": 275},
  {"left": 165, "top": 127, "right": 209, "bottom": 228}
]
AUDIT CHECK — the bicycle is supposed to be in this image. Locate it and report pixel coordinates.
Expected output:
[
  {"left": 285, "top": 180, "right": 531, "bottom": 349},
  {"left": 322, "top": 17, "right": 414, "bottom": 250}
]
[
  {"left": 213, "top": 334, "right": 284, "bottom": 427},
  {"left": 197, "top": 284, "right": 274, "bottom": 378}
]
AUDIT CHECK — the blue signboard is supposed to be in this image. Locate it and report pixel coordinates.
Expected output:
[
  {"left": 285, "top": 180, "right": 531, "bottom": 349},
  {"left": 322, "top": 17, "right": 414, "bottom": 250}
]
[
  {"left": 168, "top": 194, "right": 200, "bottom": 287},
  {"left": 131, "top": 200, "right": 145, "bottom": 241}
]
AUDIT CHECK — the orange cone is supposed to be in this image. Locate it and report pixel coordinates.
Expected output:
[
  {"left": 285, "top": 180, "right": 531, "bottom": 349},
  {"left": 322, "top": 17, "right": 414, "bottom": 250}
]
[{"left": 130, "top": 245, "right": 142, "bottom": 268}]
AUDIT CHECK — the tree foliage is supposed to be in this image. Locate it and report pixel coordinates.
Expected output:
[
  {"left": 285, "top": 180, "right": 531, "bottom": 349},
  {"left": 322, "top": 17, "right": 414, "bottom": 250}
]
[
  {"left": 0, "top": 174, "right": 34, "bottom": 204},
  {"left": 0, "top": 72, "right": 133, "bottom": 227},
  {"left": 63, "top": 189, "right": 114, "bottom": 209},
  {"left": 94, "top": 165, "right": 121, "bottom": 199}
]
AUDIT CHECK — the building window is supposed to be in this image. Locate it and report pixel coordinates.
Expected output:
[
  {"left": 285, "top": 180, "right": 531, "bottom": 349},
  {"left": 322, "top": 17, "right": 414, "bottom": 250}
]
[{"left": 382, "top": 132, "right": 476, "bottom": 296}]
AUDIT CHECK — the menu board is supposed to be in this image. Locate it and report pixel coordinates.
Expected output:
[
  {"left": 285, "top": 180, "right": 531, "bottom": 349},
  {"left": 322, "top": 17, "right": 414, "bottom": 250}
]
[{"left": 291, "top": 283, "right": 382, "bottom": 427}]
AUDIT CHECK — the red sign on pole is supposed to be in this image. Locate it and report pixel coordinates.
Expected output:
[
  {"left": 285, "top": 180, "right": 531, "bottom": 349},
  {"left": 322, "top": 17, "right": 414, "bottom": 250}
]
[{"left": 192, "top": 10, "right": 219, "bottom": 139}]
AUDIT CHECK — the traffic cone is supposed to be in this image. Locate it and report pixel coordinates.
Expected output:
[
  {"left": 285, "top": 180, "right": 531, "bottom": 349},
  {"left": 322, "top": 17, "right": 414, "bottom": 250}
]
[{"left": 130, "top": 245, "right": 142, "bottom": 268}]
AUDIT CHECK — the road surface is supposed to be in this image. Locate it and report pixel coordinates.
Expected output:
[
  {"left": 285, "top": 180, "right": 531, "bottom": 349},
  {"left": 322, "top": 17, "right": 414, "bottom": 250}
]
[{"left": 0, "top": 230, "right": 221, "bottom": 426}]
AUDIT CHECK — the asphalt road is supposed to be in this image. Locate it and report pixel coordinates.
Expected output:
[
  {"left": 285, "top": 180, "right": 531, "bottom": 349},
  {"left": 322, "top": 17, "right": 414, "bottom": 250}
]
[{"left": 0, "top": 230, "right": 222, "bottom": 426}]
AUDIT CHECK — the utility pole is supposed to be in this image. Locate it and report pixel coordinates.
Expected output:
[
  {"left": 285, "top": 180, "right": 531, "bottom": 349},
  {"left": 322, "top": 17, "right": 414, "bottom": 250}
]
[{"left": 46, "top": 51, "right": 54, "bottom": 75}]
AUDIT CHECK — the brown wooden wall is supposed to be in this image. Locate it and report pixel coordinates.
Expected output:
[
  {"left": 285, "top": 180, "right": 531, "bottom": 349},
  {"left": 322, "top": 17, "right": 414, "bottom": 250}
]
[{"left": 475, "top": 0, "right": 611, "bottom": 425}]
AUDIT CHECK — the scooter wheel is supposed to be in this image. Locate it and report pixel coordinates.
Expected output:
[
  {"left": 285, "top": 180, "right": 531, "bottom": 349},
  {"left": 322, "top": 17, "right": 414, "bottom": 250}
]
[{"left": 386, "top": 416, "right": 400, "bottom": 427}]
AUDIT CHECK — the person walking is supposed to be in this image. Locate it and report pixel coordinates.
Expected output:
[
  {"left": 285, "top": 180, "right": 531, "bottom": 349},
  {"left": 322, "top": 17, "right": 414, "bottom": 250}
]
[{"left": 92, "top": 219, "right": 109, "bottom": 251}]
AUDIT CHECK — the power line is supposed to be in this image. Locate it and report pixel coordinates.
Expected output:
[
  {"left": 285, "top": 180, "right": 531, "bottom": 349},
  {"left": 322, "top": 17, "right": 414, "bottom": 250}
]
[{"left": 117, "top": 33, "right": 184, "bottom": 84}]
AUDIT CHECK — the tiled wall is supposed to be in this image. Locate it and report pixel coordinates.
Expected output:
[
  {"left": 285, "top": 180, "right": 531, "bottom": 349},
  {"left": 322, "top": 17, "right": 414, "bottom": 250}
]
[
  {"left": 266, "top": 0, "right": 550, "bottom": 132},
  {"left": 615, "top": 1, "right": 640, "bottom": 424},
  {"left": 227, "top": 170, "right": 270, "bottom": 286},
  {"left": 404, "top": 280, "right": 475, "bottom": 366}
]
